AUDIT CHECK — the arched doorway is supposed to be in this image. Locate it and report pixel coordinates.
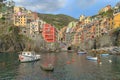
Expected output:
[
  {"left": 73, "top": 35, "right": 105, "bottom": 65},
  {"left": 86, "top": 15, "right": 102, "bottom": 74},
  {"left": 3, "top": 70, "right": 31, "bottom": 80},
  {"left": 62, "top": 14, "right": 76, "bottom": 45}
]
[{"left": 67, "top": 46, "right": 72, "bottom": 50}]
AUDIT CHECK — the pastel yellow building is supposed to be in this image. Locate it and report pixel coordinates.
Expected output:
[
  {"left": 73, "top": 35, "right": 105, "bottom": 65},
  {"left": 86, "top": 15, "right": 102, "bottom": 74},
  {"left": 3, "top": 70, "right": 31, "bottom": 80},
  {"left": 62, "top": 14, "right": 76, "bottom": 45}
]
[
  {"left": 14, "top": 6, "right": 22, "bottom": 13},
  {"left": 13, "top": 6, "right": 39, "bottom": 27},
  {"left": 84, "top": 17, "right": 91, "bottom": 24},
  {"left": 14, "top": 14, "right": 27, "bottom": 27},
  {"left": 114, "top": 13, "right": 120, "bottom": 29},
  {"left": 79, "top": 15, "right": 85, "bottom": 22},
  {"left": 14, "top": 6, "right": 27, "bottom": 13}
]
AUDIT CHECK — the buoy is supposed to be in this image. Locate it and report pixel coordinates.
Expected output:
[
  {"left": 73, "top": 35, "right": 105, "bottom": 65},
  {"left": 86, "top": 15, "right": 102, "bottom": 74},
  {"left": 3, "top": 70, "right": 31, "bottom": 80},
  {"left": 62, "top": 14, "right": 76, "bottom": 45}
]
[
  {"left": 108, "top": 60, "right": 112, "bottom": 63},
  {"left": 19, "top": 56, "right": 24, "bottom": 60},
  {"left": 71, "top": 59, "right": 75, "bottom": 62},
  {"left": 99, "top": 62, "right": 102, "bottom": 65},
  {"left": 72, "top": 57, "right": 75, "bottom": 59},
  {"left": 66, "top": 61, "right": 71, "bottom": 64}
]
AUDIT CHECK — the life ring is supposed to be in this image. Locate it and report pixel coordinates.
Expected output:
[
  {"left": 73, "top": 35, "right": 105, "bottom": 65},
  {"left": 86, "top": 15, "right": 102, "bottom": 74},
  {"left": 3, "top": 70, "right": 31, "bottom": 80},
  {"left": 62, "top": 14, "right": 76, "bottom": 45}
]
[{"left": 19, "top": 56, "right": 24, "bottom": 60}]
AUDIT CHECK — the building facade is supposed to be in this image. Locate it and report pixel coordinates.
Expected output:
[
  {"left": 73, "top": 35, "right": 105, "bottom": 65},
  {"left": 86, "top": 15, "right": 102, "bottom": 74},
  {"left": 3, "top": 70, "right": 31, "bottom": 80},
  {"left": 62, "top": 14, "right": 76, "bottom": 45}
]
[
  {"left": 13, "top": 13, "right": 27, "bottom": 27},
  {"left": 42, "top": 23, "right": 57, "bottom": 43},
  {"left": 113, "top": 8, "right": 120, "bottom": 29},
  {"left": 13, "top": 6, "right": 39, "bottom": 27}
]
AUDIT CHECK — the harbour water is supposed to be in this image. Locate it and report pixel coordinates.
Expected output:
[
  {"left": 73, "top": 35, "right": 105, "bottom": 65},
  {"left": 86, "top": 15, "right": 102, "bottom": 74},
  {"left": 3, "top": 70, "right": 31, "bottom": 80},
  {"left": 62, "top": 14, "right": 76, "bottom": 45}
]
[{"left": 0, "top": 52, "right": 120, "bottom": 80}]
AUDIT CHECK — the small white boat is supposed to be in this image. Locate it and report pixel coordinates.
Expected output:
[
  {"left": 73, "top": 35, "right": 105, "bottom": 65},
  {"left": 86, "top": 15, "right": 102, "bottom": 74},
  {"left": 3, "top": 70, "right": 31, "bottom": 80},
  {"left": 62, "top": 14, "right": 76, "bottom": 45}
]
[
  {"left": 86, "top": 56, "right": 97, "bottom": 61},
  {"left": 77, "top": 52, "right": 86, "bottom": 54},
  {"left": 19, "top": 51, "right": 40, "bottom": 62}
]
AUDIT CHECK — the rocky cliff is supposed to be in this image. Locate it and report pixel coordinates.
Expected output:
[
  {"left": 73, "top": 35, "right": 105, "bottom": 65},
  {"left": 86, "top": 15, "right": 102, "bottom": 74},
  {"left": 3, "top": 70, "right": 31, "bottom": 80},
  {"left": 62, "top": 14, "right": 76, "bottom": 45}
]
[
  {"left": 0, "top": 21, "right": 29, "bottom": 52},
  {"left": 78, "top": 28, "right": 120, "bottom": 51}
]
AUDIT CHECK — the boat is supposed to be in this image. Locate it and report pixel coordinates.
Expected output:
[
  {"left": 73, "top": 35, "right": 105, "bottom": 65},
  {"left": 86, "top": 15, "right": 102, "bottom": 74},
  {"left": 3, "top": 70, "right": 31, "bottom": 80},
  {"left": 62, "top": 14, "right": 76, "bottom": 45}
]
[
  {"left": 40, "top": 63, "right": 54, "bottom": 71},
  {"left": 86, "top": 56, "right": 97, "bottom": 61},
  {"left": 101, "top": 54, "right": 109, "bottom": 57},
  {"left": 19, "top": 51, "right": 40, "bottom": 62},
  {"left": 77, "top": 51, "right": 86, "bottom": 54}
]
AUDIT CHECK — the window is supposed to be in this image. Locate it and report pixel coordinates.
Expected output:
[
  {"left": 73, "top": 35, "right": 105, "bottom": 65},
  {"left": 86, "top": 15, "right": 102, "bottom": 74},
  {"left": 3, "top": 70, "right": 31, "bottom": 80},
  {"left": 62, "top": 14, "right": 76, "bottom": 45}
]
[
  {"left": 112, "top": 22, "right": 114, "bottom": 25},
  {"left": 24, "top": 31, "right": 26, "bottom": 33}
]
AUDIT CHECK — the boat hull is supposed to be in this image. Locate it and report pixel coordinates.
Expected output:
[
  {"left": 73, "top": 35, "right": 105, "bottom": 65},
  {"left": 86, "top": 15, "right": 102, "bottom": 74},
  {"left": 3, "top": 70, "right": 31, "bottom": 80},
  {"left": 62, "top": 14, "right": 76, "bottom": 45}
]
[
  {"left": 40, "top": 64, "right": 54, "bottom": 71},
  {"left": 86, "top": 56, "right": 97, "bottom": 61},
  {"left": 77, "top": 52, "right": 86, "bottom": 54},
  {"left": 101, "top": 54, "right": 109, "bottom": 57},
  {"left": 19, "top": 55, "right": 40, "bottom": 62}
]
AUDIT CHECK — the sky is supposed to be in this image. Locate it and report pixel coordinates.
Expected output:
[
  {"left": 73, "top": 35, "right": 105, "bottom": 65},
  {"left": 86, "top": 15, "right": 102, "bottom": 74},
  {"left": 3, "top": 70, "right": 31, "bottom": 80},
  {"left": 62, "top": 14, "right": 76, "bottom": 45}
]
[{"left": 12, "top": 0, "right": 120, "bottom": 19}]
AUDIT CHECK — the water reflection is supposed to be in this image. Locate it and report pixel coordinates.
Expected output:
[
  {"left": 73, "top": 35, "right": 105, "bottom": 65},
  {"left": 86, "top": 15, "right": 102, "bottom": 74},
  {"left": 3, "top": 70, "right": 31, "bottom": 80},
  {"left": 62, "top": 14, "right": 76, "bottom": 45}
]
[
  {"left": 0, "top": 53, "right": 19, "bottom": 80},
  {"left": 41, "top": 53, "right": 57, "bottom": 66},
  {"left": 0, "top": 52, "right": 120, "bottom": 80},
  {"left": 16, "top": 62, "right": 41, "bottom": 80}
]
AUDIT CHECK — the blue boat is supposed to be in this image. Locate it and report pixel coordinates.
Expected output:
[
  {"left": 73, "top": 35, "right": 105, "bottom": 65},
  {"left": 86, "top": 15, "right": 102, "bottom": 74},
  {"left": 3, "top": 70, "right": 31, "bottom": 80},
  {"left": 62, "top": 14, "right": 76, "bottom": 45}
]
[{"left": 101, "top": 54, "right": 109, "bottom": 57}]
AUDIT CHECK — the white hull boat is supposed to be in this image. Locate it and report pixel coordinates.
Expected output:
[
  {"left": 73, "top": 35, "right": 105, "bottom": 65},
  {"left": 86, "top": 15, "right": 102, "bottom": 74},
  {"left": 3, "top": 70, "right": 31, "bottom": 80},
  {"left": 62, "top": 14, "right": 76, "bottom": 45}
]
[
  {"left": 78, "top": 52, "right": 86, "bottom": 54},
  {"left": 19, "top": 51, "right": 40, "bottom": 62},
  {"left": 86, "top": 56, "right": 97, "bottom": 61}
]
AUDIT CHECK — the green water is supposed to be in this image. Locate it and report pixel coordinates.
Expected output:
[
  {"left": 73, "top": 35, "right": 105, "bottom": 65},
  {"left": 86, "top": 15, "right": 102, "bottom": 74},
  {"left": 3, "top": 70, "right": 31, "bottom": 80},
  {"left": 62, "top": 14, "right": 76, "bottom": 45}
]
[{"left": 0, "top": 52, "right": 120, "bottom": 80}]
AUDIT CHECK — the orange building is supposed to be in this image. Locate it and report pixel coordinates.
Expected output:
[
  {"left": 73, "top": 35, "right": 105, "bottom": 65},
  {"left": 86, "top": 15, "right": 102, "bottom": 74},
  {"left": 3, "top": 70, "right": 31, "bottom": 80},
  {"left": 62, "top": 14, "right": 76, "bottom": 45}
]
[{"left": 114, "top": 13, "right": 120, "bottom": 29}]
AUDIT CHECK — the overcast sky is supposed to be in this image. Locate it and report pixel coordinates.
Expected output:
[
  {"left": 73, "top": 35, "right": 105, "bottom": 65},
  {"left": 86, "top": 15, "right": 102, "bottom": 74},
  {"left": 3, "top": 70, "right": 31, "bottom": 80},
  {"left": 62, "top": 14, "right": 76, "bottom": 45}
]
[{"left": 12, "top": 0, "right": 120, "bottom": 18}]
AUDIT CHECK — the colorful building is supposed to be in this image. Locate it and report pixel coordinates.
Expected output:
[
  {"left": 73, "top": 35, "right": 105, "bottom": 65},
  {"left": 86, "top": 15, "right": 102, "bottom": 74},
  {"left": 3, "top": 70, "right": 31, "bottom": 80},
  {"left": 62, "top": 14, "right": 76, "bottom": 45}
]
[
  {"left": 30, "top": 20, "right": 41, "bottom": 34},
  {"left": 113, "top": 8, "right": 120, "bottom": 29},
  {"left": 73, "top": 27, "right": 83, "bottom": 45},
  {"left": 99, "top": 5, "right": 111, "bottom": 14},
  {"left": 106, "top": 17, "right": 114, "bottom": 30},
  {"left": 59, "top": 27, "right": 67, "bottom": 42},
  {"left": 29, "top": 19, "right": 45, "bottom": 39},
  {"left": 79, "top": 15, "right": 85, "bottom": 22},
  {"left": 84, "top": 17, "right": 91, "bottom": 25},
  {"left": 13, "top": 13, "right": 27, "bottom": 27},
  {"left": 14, "top": 6, "right": 27, "bottom": 14},
  {"left": 13, "top": 9, "right": 39, "bottom": 27},
  {"left": 27, "top": 12, "right": 39, "bottom": 22},
  {"left": 13, "top": 13, "right": 28, "bottom": 27},
  {"left": 42, "top": 23, "right": 57, "bottom": 43},
  {"left": 13, "top": 6, "right": 27, "bottom": 27},
  {"left": 95, "top": 21, "right": 101, "bottom": 37}
]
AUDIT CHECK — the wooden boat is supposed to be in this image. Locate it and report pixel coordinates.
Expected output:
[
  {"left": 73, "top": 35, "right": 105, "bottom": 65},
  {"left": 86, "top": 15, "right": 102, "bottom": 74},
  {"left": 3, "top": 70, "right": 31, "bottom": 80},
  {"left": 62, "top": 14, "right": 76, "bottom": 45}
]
[
  {"left": 86, "top": 56, "right": 97, "bottom": 61},
  {"left": 19, "top": 51, "right": 40, "bottom": 62},
  {"left": 40, "top": 63, "right": 54, "bottom": 71}
]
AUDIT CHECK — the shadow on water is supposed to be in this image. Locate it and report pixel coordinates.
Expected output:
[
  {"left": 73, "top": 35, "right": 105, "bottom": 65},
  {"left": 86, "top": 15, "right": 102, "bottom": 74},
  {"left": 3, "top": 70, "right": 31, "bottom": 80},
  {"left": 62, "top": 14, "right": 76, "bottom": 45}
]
[
  {"left": 112, "top": 55, "right": 120, "bottom": 68},
  {"left": 0, "top": 53, "right": 19, "bottom": 80}
]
